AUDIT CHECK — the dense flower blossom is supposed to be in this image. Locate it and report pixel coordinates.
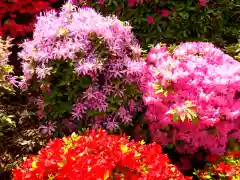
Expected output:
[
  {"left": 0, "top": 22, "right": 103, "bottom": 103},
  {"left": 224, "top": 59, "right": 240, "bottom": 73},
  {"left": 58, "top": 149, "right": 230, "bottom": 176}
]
[
  {"left": 198, "top": 151, "right": 240, "bottom": 179},
  {"left": 141, "top": 42, "right": 240, "bottom": 154},
  {"left": 12, "top": 129, "right": 191, "bottom": 180},
  {"left": 0, "top": 0, "right": 56, "bottom": 38},
  {"left": 18, "top": 1, "right": 145, "bottom": 133}
]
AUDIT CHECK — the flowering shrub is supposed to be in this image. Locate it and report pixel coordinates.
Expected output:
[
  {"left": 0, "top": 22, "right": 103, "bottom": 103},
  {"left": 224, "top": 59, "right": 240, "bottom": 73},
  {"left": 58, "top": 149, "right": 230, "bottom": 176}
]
[
  {"left": 141, "top": 42, "right": 240, "bottom": 154},
  {"left": 0, "top": 0, "right": 56, "bottom": 39},
  {"left": 76, "top": 0, "right": 240, "bottom": 48},
  {"left": 18, "top": 2, "right": 144, "bottom": 134},
  {"left": 196, "top": 151, "right": 240, "bottom": 179},
  {"left": 12, "top": 129, "right": 191, "bottom": 180}
]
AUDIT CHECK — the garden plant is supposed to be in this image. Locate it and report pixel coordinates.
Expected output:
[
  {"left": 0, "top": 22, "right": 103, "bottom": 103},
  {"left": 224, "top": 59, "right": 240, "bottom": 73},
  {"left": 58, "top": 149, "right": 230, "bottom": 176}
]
[
  {"left": 12, "top": 129, "right": 192, "bottom": 180},
  {"left": 0, "top": 0, "right": 239, "bottom": 180},
  {"left": 141, "top": 42, "right": 240, "bottom": 155},
  {"left": 18, "top": 2, "right": 145, "bottom": 137}
]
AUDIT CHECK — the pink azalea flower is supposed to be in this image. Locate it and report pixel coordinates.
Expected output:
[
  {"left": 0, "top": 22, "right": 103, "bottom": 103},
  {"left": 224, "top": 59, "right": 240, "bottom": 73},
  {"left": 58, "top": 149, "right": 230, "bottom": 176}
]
[
  {"left": 141, "top": 42, "right": 240, "bottom": 154},
  {"left": 147, "top": 16, "right": 154, "bottom": 24},
  {"left": 161, "top": 9, "right": 169, "bottom": 17}
]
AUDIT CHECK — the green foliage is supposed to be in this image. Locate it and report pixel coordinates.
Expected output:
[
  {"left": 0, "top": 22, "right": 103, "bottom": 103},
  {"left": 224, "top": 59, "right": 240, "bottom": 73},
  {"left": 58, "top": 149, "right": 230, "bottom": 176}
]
[
  {"left": 0, "top": 36, "right": 15, "bottom": 94},
  {"left": 42, "top": 61, "right": 92, "bottom": 120},
  {"left": 80, "top": 0, "right": 240, "bottom": 49},
  {"left": 224, "top": 39, "right": 240, "bottom": 61},
  {"left": 0, "top": 111, "right": 15, "bottom": 136},
  {"left": 0, "top": 64, "right": 14, "bottom": 93}
]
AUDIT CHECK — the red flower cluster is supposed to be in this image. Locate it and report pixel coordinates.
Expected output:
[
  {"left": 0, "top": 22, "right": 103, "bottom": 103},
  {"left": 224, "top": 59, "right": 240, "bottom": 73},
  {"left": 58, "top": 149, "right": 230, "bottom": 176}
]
[
  {"left": 199, "top": 151, "right": 240, "bottom": 179},
  {"left": 0, "top": 0, "right": 56, "bottom": 38},
  {"left": 12, "top": 129, "right": 191, "bottom": 180}
]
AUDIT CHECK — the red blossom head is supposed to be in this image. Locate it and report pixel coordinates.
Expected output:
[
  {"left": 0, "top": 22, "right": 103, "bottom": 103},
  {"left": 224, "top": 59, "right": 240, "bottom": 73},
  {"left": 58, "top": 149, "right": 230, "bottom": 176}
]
[{"left": 12, "top": 129, "right": 189, "bottom": 180}]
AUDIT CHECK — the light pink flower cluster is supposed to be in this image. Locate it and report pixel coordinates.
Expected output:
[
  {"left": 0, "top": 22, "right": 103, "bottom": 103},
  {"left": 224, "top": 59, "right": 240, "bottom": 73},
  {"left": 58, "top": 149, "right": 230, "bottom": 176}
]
[
  {"left": 18, "top": 1, "right": 144, "bottom": 132},
  {"left": 19, "top": 1, "right": 142, "bottom": 85},
  {"left": 141, "top": 42, "right": 240, "bottom": 154}
]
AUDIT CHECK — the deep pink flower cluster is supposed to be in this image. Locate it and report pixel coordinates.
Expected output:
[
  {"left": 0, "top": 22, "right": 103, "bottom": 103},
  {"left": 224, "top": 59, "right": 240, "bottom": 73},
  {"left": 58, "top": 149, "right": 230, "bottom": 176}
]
[
  {"left": 18, "top": 1, "right": 145, "bottom": 132},
  {"left": 141, "top": 42, "right": 240, "bottom": 154}
]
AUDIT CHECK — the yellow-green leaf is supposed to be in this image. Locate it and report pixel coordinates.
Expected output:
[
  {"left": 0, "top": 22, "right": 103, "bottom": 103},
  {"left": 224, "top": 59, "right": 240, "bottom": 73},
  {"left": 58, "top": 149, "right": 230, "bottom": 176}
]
[
  {"left": 163, "top": 90, "right": 168, "bottom": 97},
  {"left": 71, "top": 132, "right": 80, "bottom": 141},
  {"left": 120, "top": 144, "right": 129, "bottom": 153},
  {"left": 180, "top": 114, "right": 186, "bottom": 121},
  {"left": 32, "top": 161, "right": 37, "bottom": 169},
  {"left": 140, "top": 140, "right": 145, "bottom": 145},
  {"left": 188, "top": 109, "right": 197, "bottom": 118},
  {"left": 104, "top": 171, "right": 110, "bottom": 180}
]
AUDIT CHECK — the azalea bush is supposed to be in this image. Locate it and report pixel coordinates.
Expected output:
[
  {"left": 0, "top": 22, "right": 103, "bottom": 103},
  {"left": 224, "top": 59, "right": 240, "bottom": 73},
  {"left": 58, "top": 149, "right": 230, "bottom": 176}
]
[
  {"left": 0, "top": 0, "right": 56, "bottom": 39},
  {"left": 18, "top": 2, "right": 145, "bottom": 135},
  {"left": 196, "top": 151, "right": 240, "bottom": 179},
  {"left": 12, "top": 129, "right": 192, "bottom": 180},
  {"left": 76, "top": 0, "right": 240, "bottom": 48},
  {"left": 141, "top": 42, "right": 240, "bottom": 155}
]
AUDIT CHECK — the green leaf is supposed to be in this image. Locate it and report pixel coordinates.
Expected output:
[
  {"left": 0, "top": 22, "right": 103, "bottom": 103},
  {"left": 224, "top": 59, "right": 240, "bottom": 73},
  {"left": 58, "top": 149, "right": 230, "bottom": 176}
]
[
  {"left": 112, "top": 0, "right": 118, "bottom": 7},
  {"left": 153, "top": 83, "right": 165, "bottom": 94},
  {"left": 157, "top": 25, "right": 162, "bottom": 33},
  {"left": 180, "top": 114, "right": 186, "bottom": 121},
  {"left": 188, "top": 109, "right": 198, "bottom": 118},
  {"left": 155, "top": 87, "right": 164, "bottom": 94},
  {"left": 167, "top": 143, "right": 174, "bottom": 149},
  {"left": 203, "top": 175, "right": 212, "bottom": 179},
  {"left": 173, "top": 113, "right": 179, "bottom": 122},
  {"left": 106, "top": 0, "right": 112, "bottom": 6},
  {"left": 2, "top": 64, "right": 14, "bottom": 73},
  {"left": 163, "top": 90, "right": 168, "bottom": 97},
  {"left": 107, "top": 106, "right": 117, "bottom": 112},
  {"left": 186, "top": 113, "right": 192, "bottom": 120},
  {"left": 86, "top": 110, "right": 100, "bottom": 117},
  {"left": 192, "top": 117, "right": 198, "bottom": 125}
]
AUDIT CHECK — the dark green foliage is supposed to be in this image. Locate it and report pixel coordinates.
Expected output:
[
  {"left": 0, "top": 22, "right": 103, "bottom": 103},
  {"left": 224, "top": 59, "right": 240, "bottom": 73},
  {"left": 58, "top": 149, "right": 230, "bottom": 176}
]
[
  {"left": 42, "top": 61, "right": 92, "bottom": 120},
  {"left": 224, "top": 39, "right": 240, "bottom": 61}
]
